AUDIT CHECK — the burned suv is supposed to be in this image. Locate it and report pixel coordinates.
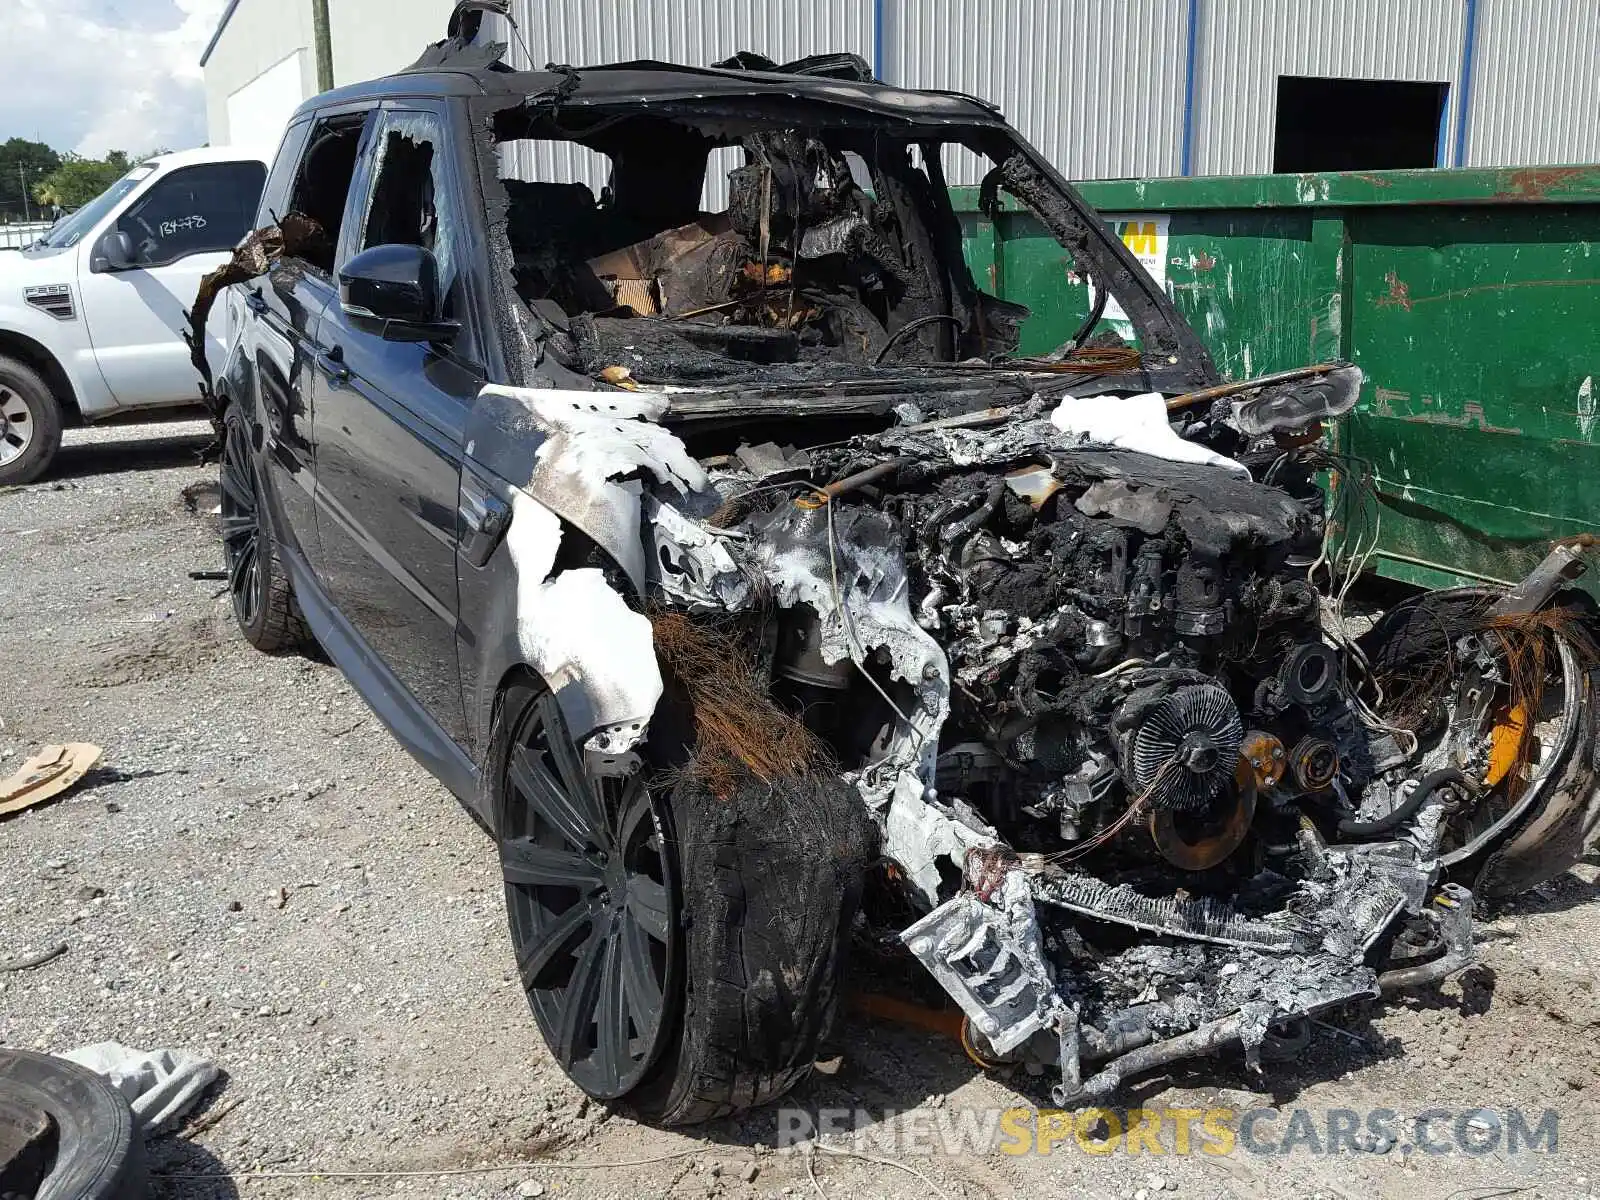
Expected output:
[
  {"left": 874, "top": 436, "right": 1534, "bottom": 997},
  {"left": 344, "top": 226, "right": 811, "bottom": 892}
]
[{"left": 198, "top": 11, "right": 1600, "bottom": 1122}]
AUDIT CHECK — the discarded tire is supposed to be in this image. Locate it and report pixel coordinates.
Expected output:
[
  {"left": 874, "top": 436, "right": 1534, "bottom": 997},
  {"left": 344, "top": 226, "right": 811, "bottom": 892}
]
[{"left": 0, "top": 1048, "right": 145, "bottom": 1200}]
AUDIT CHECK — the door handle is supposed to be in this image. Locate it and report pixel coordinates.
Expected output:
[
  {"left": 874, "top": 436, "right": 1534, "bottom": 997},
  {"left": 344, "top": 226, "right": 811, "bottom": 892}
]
[
  {"left": 458, "top": 469, "right": 513, "bottom": 568},
  {"left": 316, "top": 345, "right": 350, "bottom": 387},
  {"left": 244, "top": 289, "right": 269, "bottom": 316}
]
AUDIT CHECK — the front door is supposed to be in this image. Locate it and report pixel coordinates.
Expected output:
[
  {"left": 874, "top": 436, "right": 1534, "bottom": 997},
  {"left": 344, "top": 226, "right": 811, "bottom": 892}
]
[
  {"left": 76, "top": 159, "right": 267, "bottom": 409},
  {"left": 310, "top": 105, "right": 481, "bottom": 745}
]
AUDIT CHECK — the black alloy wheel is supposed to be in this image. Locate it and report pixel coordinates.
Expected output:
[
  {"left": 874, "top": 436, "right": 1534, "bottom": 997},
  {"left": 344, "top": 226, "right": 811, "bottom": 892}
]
[
  {"left": 219, "top": 410, "right": 264, "bottom": 630},
  {"left": 501, "top": 690, "right": 680, "bottom": 1100}
]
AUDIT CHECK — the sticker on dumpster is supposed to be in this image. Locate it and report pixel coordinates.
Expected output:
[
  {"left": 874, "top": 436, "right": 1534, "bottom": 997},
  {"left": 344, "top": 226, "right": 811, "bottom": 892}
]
[{"left": 1099, "top": 214, "right": 1169, "bottom": 324}]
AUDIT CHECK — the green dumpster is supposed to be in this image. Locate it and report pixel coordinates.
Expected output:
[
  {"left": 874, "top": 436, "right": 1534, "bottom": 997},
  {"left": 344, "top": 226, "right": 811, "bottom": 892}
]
[{"left": 955, "top": 167, "right": 1600, "bottom": 594}]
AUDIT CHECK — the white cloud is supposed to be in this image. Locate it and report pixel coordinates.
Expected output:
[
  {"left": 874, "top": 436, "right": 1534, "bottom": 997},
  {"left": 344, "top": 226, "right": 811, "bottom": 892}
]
[{"left": 0, "top": 0, "right": 227, "bottom": 158}]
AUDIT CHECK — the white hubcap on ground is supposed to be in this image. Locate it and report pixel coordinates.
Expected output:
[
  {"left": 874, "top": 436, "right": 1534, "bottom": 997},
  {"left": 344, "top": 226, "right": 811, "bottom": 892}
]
[{"left": 0, "top": 387, "right": 32, "bottom": 466}]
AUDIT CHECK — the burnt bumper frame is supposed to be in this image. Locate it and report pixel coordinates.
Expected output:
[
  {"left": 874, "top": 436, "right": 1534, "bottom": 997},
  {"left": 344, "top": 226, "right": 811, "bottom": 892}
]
[{"left": 907, "top": 879, "right": 1477, "bottom": 1106}]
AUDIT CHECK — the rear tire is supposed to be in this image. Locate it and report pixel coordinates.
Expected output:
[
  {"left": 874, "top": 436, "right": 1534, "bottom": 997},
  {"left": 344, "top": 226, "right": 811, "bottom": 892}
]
[
  {"left": 0, "top": 356, "right": 64, "bottom": 486},
  {"left": 220, "top": 403, "right": 309, "bottom": 653},
  {"left": 489, "top": 675, "right": 876, "bottom": 1126}
]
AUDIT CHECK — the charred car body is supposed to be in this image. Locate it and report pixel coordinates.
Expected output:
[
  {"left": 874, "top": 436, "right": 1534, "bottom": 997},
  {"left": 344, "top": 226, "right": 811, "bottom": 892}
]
[{"left": 199, "top": 8, "right": 1600, "bottom": 1122}]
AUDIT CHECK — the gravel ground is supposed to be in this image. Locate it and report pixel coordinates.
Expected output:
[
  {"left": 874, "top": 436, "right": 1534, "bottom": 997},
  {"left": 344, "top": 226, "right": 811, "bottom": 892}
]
[{"left": 4, "top": 419, "right": 1600, "bottom": 1200}]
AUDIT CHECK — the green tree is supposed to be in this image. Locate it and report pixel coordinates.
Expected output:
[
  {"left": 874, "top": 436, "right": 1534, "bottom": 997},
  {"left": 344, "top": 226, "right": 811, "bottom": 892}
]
[
  {"left": 34, "top": 152, "right": 133, "bottom": 211},
  {"left": 0, "top": 138, "right": 62, "bottom": 221}
]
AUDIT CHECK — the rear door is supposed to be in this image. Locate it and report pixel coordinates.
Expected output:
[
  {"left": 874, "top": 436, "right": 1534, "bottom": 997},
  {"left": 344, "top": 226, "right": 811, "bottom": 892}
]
[
  {"left": 309, "top": 103, "right": 483, "bottom": 745},
  {"left": 77, "top": 158, "right": 266, "bottom": 408}
]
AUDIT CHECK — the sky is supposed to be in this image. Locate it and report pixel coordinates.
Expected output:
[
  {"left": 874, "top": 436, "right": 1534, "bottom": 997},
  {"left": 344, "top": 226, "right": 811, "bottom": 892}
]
[{"left": 1, "top": 0, "right": 227, "bottom": 158}]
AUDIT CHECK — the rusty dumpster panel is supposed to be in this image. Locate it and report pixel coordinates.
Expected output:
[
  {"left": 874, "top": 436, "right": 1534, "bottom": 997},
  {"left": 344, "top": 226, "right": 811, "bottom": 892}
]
[{"left": 956, "top": 166, "right": 1600, "bottom": 593}]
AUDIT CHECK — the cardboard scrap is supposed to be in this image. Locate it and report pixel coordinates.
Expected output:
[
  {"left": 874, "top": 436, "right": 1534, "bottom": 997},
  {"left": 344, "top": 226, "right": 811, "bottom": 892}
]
[{"left": 0, "top": 744, "right": 104, "bottom": 818}]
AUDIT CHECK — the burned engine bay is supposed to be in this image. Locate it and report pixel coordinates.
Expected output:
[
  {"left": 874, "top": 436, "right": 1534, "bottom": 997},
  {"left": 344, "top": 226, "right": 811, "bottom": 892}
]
[{"left": 485, "top": 336, "right": 1600, "bottom": 1103}]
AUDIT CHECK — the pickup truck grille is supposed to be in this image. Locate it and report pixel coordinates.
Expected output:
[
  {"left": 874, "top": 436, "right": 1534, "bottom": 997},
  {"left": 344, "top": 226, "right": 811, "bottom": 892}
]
[{"left": 23, "top": 285, "right": 74, "bottom": 322}]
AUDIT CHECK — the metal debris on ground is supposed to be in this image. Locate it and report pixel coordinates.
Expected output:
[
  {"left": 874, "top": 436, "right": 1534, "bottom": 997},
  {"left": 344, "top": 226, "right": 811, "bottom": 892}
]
[{"left": 0, "top": 943, "right": 67, "bottom": 973}]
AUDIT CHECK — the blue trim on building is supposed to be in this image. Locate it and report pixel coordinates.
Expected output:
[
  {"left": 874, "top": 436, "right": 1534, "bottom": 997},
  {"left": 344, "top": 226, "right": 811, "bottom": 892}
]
[
  {"left": 1453, "top": 0, "right": 1481, "bottom": 167},
  {"left": 873, "top": 0, "right": 887, "bottom": 82},
  {"left": 1180, "top": 0, "right": 1200, "bottom": 175},
  {"left": 1435, "top": 87, "right": 1451, "bottom": 167}
]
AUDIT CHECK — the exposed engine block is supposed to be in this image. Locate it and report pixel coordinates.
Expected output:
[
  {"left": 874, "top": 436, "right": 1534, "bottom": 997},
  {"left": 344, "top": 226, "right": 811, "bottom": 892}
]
[{"left": 812, "top": 445, "right": 1338, "bottom": 869}]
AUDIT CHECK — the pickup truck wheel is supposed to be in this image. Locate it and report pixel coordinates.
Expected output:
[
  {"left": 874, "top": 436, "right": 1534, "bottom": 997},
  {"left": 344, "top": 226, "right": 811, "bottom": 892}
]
[
  {"left": 220, "top": 404, "right": 309, "bottom": 653},
  {"left": 490, "top": 676, "right": 876, "bottom": 1126},
  {"left": 0, "top": 356, "right": 63, "bottom": 486}
]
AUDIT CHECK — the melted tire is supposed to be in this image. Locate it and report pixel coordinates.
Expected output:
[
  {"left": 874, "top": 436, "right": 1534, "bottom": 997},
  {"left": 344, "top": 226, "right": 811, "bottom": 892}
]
[
  {"left": 0, "top": 1048, "right": 145, "bottom": 1200},
  {"left": 1360, "top": 588, "right": 1600, "bottom": 897},
  {"left": 489, "top": 672, "right": 876, "bottom": 1127},
  {"left": 633, "top": 772, "right": 877, "bottom": 1126},
  {"left": 1475, "top": 660, "right": 1600, "bottom": 898}
]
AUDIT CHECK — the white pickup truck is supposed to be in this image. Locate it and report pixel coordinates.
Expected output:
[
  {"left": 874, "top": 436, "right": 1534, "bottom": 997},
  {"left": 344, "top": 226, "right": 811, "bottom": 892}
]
[{"left": 0, "top": 147, "right": 268, "bottom": 484}]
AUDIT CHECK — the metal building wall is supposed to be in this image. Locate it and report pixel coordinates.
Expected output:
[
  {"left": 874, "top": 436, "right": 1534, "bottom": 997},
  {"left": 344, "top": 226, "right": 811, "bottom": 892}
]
[
  {"left": 492, "top": 0, "right": 1595, "bottom": 192},
  {"left": 1468, "top": 0, "right": 1600, "bottom": 167},
  {"left": 887, "top": 0, "right": 1187, "bottom": 182},
  {"left": 328, "top": 0, "right": 456, "bottom": 91},
  {"left": 201, "top": 0, "right": 317, "bottom": 147},
  {"left": 502, "top": 0, "right": 1186, "bottom": 189},
  {"left": 501, "top": 0, "right": 875, "bottom": 203},
  {"left": 1193, "top": 0, "right": 1467, "bottom": 175}
]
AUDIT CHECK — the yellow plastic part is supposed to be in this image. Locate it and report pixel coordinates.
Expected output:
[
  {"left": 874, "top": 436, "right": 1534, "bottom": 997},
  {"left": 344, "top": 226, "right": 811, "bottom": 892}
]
[{"left": 1485, "top": 704, "right": 1530, "bottom": 789}]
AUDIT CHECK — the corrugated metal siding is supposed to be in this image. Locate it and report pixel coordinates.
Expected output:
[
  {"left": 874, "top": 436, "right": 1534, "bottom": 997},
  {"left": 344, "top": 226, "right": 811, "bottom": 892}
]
[
  {"left": 1468, "top": 0, "right": 1600, "bottom": 167},
  {"left": 888, "top": 0, "right": 1187, "bottom": 182},
  {"left": 501, "top": 0, "right": 874, "bottom": 204},
  {"left": 1194, "top": 0, "right": 1465, "bottom": 175},
  {"left": 487, "top": 0, "right": 1594, "bottom": 193}
]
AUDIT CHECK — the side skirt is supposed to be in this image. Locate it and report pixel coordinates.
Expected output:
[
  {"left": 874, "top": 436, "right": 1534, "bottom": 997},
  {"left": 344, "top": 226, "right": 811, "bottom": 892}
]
[{"left": 280, "top": 543, "right": 487, "bottom": 824}]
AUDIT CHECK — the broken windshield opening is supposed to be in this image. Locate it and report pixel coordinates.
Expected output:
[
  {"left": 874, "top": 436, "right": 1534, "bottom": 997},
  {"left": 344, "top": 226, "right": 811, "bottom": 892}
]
[{"left": 491, "top": 105, "right": 1176, "bottom": 392}]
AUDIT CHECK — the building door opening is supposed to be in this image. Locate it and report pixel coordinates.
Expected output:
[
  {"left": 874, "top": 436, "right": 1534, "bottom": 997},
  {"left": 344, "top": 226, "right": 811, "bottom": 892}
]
[{"left": 1273, "top": 76, "right": 1450, "bottom": 172}]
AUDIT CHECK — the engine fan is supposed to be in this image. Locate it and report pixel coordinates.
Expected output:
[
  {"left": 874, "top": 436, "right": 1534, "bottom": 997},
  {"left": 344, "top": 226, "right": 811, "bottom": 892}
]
[{"left": 1124, "top": 684, "right": 1244, "bottom": 812}]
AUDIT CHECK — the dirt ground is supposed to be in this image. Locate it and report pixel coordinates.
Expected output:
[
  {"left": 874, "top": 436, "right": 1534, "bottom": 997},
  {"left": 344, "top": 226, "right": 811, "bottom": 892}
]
[{"left": 4, "top": 419, "right": 1600, "bottom": 1200}]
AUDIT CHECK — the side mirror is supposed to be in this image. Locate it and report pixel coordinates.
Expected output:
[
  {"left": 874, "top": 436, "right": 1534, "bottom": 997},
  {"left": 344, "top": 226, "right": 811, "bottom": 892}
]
[
  {"left": 91, "top": 230, "right": 135, "bottom": 273},
  {"left": 339, "top": 244, "right": 460, "bottom": 344}
]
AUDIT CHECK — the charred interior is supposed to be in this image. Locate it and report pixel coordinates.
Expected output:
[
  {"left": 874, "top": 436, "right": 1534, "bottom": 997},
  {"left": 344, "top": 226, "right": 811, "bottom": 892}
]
[
  {"left": 498, "top": 111, "right": 1006, "bottom": 381},
  {"left": 483, "top": 59, "right": 1214, "bottom": 416}
]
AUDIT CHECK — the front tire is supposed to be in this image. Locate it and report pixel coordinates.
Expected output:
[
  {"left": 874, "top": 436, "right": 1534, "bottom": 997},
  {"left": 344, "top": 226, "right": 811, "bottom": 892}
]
[
  {"left": 220, "top": 403, "right": 309, "bottom": 652},
  {"left": 490, "top": 676, "right": 876, "bottom": 1125},
  {"left": 1360, "top": 587, "right": 1600, "bottom": 896},
  {"left": 0, "top": 355, "right": 64, "bottom": 486},
  {"left": 494, "top": 680, "right": 683, "bottom": 1100}
]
